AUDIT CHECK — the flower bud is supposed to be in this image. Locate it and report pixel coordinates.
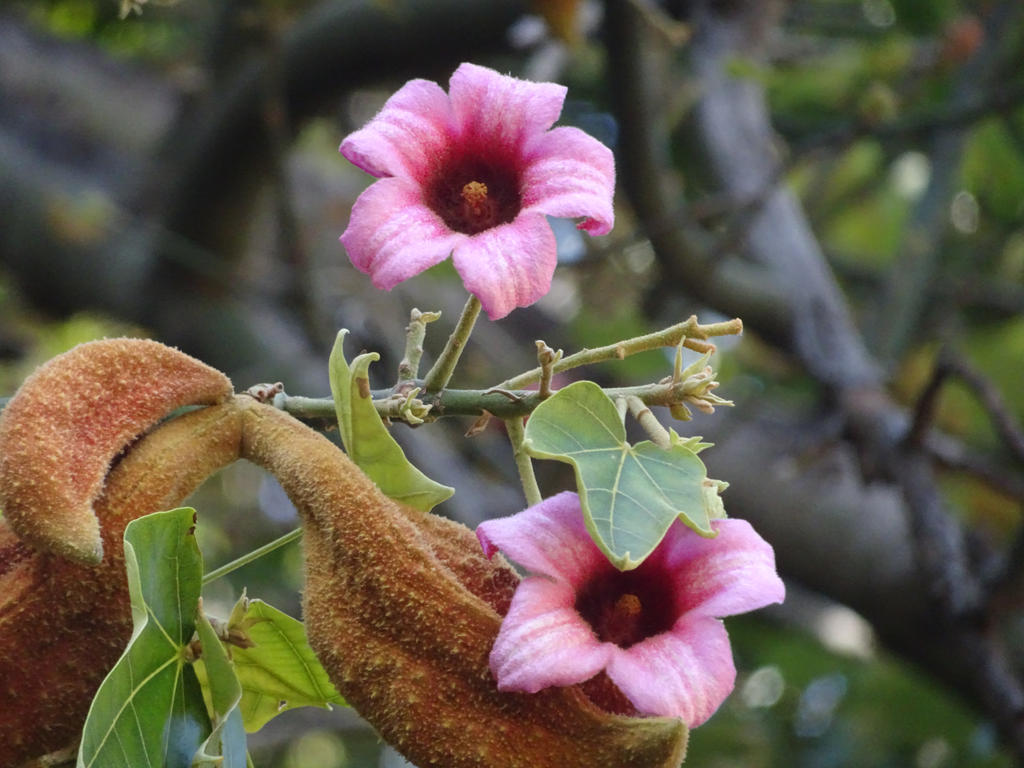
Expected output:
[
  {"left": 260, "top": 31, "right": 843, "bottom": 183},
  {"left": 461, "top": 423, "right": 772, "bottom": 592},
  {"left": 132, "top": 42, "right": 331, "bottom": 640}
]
[
  {"left": 0, "top": 339, "right": 233, "bottom": 563},
  {"left": 0, "top": 402, "right": 243, "bottom": 766}
]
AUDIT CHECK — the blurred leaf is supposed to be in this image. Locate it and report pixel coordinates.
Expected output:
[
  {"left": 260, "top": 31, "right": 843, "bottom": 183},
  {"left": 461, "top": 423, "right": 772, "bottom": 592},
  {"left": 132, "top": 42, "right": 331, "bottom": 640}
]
[
  {"left": 226, "top": 597, "right": 346, "bottom": 732},
  {"left": 523, "top": 381, "right": 712, "bottom": 570},
  {"left": 824, "top": 188, "right": 908, "bottom": 268},
  {"left": 829, "top": 141, "right": 885, "bottom": 199},
  {"left": 963, "top": 120, "right": 1024, "bottom": 222},
  {"left": 889, "top": 0, "right": 954, "bottom": 34},
  {"left": 864, "top": 37, "right": 915, "bottom": 78},
  {"left": 329, "top": 329, "right": 453, "bottom": 511},
  {"left": 43, "top": 0, "right": 98, "bottom": 38},
  {"left": 569, "top": 305, "right": 667, "bottom": 381},
  {"left": 533, "top": 0, "right": 582, "bottom": 43},
  {"left": 78, "top": 508, "right": 210, "bottom": 768},
  {"left": 726, "top": 55, "right": 769, "bottom": 84},
  {"left": 767, "top": 47, "right": 862, "bottom": 126}
]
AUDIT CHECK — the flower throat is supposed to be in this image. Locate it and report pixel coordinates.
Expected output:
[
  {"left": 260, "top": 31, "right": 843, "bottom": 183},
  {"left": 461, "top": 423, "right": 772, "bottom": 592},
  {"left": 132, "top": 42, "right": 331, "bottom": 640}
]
[
  {"left": 574, "top": 567, "right": 676, "bottom": 648},
  {"left": 427, "top": 155, "right": 520, "bottom": 235}
]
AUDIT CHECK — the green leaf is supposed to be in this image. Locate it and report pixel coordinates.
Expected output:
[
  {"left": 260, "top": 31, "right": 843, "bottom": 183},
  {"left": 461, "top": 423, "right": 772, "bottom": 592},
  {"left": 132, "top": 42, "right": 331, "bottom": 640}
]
[
  {"left": 329, "top": 329, "right": 453, "bottom": 511},
  {"left": 224, "top": 596, "right": 346, "bottom": 732},
  {"left": 78, "top": 508, "right": 211, "bottom": 768},
  {"left": 523, "top": 381, "right": 713, "bottom": 570},
  {"left": 192, "top": 604, "right": 247, "bottom": 768}
]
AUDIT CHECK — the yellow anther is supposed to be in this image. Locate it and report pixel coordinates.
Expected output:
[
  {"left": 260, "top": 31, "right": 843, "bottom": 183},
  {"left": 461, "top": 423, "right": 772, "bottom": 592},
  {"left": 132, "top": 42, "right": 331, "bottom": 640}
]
[{"left": 461, "top": 181, "right": 489, "bottom": 214}]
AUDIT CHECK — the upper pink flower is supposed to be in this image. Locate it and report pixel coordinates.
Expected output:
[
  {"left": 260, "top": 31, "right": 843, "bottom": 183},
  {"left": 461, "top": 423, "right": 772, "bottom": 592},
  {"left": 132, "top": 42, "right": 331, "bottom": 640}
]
[
  {"left": 339, "top": 63, "right": 615, "bottom": 320},
  {"left": 476, "top": 492, "right": 785, "bottom": 727}
]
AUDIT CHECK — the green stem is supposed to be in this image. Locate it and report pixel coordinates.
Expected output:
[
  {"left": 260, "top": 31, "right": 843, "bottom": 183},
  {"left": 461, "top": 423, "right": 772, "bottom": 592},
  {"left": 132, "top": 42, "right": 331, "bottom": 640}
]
[
  {"left": 536, "top": 340, "right": 561, "bottom": 399},
  {"left": 500, "top": 315, "right": 742, "bottom": 390},
  {"left": 276, "top": 376, "right": 727, "bottom": 423},
  {"left": 422, "top": 295, "right": 482, "bottom": 393},
  {"left": 505, "top": 416, "right": 542, "bottom": 506},
  {"left": 398, "top": 308, "right": 441, "bottom": 382},
  {"left": 202, "top": 526, "right": 303, "bottom": 586},
  {"left": 614, "top": 395, "right": 628, "bottom": 424},
  {"left": 627, "top": 395, "right": 672, "bottom": 449},
  {"left": 269, "top": 315, "right": 739, "bottom": 424}
]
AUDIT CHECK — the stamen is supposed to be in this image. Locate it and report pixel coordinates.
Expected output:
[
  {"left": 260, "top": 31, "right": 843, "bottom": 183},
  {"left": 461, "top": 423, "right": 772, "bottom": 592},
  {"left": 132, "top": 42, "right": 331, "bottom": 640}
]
[
  {"left": 426, "top": 159, "right": 520, "bottom": 235},
  {"left": 614, "top": 593, "right": 642, "bottom": 618},
  {"left": 596, "top": 592, "right": 646, "bottom": 648},
  {"left": 461, "top": 181, "right": 489, "bottom": 215},
  {"left": 576, "top": 567, "right": 675, "bottom": 648}
]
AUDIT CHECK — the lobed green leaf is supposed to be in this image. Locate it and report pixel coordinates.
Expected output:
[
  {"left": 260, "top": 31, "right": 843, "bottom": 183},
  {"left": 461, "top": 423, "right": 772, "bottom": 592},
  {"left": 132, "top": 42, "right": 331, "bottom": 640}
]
[{"left": 524, "top": 381, "right": 715, "bottom": 570}]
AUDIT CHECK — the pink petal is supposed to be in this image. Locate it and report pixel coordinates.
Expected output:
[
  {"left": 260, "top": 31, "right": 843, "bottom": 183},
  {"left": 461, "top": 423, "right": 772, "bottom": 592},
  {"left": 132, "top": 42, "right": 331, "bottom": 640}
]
[
  {"left": 340, "top": 177, "right": 463, "bottom": 287},
  {"left": 606, "top": 616, "right": 736, "bottom": 727},
  {"left": 521, "top": 126, "right": 616, "bottom": 235},
  {"left": 448, "top": 63, "right": 567, "bottom": 154},
  {"left": 339, "top": 78, "right": 453, "bottom": 181},
  {"left": 657, "top": 518, "right": 785, "bottom": 620},
  {"left": 451, "top": 212, "right": 557, "bottom": 320},
  {"left": 477, "top": 491, "right": 606, "bottom": 586},
  {"left": 489, "top": 577, "right": 612, "bottom": 693}
]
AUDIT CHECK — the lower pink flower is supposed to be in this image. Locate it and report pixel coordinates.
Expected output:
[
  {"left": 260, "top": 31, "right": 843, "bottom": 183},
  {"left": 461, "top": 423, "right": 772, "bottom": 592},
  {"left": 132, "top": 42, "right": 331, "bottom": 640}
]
[{"left": 476, "top": 491, "right": 785, "bottom": 727}]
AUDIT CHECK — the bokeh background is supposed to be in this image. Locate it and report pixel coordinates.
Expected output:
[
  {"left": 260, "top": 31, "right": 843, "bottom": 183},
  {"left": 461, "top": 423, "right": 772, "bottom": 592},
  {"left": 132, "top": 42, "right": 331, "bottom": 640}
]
[{"left": 2, "top": 0, "right": 1023, "bottom": 766}]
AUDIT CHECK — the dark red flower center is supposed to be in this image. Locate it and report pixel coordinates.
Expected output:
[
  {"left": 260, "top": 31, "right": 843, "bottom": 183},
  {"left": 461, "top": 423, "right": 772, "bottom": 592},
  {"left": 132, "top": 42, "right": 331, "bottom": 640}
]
[
  {"left": 425, "top": 152, "right": 521, "bottom": 235},
  {"left": 574, "top": 564, "right": 678, "bottom": 648}
]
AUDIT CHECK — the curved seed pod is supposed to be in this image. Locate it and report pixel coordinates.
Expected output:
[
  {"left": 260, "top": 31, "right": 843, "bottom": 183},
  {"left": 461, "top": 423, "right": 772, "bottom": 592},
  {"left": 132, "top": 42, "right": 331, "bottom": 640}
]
[
  {"left": 0, "top": 338, "right": 233, "bottom": 563},
  {"left": 238, "top": 399, "right": 687, "bottom": 768},
  {"left": 0, "top": 402, "right": 244, "bottom": 768}
]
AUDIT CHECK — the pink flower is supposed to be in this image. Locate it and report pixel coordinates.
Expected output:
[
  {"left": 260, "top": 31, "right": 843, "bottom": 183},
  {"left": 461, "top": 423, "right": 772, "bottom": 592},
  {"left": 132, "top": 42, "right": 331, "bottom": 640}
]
[
  {"left": 476, "top": 491, "right": 785, "bottom": 727},
  {"left": 339, "top": 63, "right": 615, "bottom": 320}
]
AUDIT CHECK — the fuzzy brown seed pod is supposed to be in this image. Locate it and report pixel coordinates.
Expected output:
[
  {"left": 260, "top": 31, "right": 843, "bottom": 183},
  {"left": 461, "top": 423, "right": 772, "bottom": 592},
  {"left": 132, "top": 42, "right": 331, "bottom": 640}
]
[
  {"left": 238, "top": 399, "right": 687, "bottom": 768},
  {"left": 0, "top": 402, "right": 244, "bottom": 768},
  {"left": 1, "top": 333, "right": 685, "bottom": 767},
  {"left": 0, "top": 338, "right": 233, "bottom": 563}
]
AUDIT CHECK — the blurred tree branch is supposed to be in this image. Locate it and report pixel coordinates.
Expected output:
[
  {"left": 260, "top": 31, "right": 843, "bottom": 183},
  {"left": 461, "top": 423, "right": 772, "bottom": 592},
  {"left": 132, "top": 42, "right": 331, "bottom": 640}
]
[
  {"left": 606, "top": 0, "right": 1024, "bottom": 757},
  {"left": 868, "top": 3, "right": 1023, "bottom": 365},
  {"left": 0, "top": 0, "right": 527, "bottom": 393},
  {"left": 784, "top": 79, "right": 1024, "bottom": 155}
]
